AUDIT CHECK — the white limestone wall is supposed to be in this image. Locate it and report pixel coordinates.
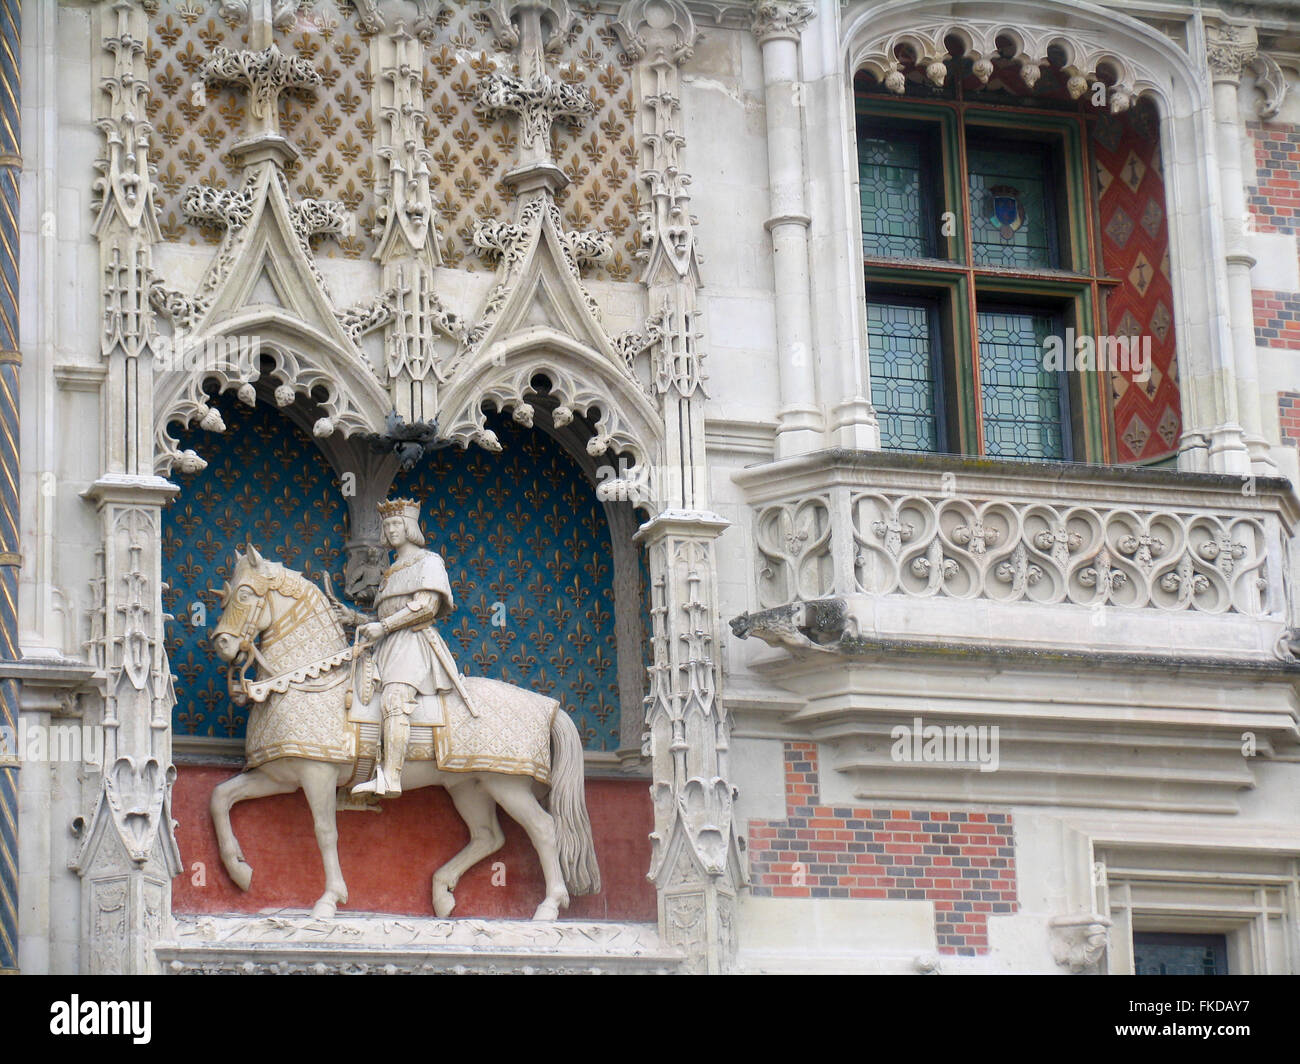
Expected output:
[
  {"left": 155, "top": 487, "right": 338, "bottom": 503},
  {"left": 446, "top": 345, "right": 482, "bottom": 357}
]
[{"left": 686, "top": 26, "right": 782, "bottom": 429}]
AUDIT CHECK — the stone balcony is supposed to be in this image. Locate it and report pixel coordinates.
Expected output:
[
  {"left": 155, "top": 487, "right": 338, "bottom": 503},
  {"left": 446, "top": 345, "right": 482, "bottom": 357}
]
[{"left": 727, "top": 451, "right": 1300, "bottom": 812}]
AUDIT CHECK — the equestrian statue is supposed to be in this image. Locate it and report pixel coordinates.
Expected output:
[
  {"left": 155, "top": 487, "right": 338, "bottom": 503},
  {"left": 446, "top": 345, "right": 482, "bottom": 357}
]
[{"left": 206, "top": 497, "right": 602, "bottom": 921}]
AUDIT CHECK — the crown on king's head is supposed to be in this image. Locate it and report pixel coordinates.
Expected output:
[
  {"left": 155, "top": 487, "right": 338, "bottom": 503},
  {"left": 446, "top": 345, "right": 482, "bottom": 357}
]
[{"left": 377, "top": 498, "right": 421, "bottom": 521}]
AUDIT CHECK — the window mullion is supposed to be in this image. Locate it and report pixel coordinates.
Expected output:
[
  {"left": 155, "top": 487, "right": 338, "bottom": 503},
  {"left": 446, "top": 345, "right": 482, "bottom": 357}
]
[{"left": 955, "top": 116, "right": 982, "bottom": 456}]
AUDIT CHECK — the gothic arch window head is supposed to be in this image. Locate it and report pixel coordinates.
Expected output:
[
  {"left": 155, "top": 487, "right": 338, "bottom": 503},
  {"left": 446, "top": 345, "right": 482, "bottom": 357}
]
[
  {"left": 843, "top": 0, "right": 1224, "bottom": 470},
  {"left": 852, "top": 39, "right": 1178, "bottom": 464}
]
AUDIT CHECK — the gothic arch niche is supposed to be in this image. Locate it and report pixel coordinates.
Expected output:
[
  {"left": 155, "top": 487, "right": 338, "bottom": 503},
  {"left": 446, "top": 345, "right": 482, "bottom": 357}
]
[
  {"left": 392, "top": 397, "right": 650, "bottom": 759},
  {"left": 162, "top": 388, "right": 353, "bottom": 743},
  {"left": 160, "top": 391, "right": 657, "bottom": 921},
  {"left": 843, "top": 0, "right": 1232, "bottom": 469}
]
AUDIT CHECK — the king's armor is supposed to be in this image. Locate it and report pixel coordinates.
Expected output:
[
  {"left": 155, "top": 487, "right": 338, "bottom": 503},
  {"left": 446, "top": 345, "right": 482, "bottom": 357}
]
[{"left": 340, "top": 498, "right": 464, "bottom": 796}]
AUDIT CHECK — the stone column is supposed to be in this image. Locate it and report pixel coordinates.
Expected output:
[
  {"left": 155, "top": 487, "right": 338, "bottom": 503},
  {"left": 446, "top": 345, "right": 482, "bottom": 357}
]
[
  {"left": 635, "top": 510, "right": 743, "bottom": 973},
  {"left": 802, "top": 2, "right": 878, "bottom": 450},
  {"left": 71, "top": 0, "right": 181, "bottom": 975},
  {"left": 753, "top": 2, "right": 823, "bottom": 459},
  {"left": 1206, "top": 20, "right": 1275, "bottom": 475},
  {"left": 0, "top": 0, "right": 18, "bottom": 975},
  {"left": 615, "top": 0, "right": 745, "bottom": 972}
]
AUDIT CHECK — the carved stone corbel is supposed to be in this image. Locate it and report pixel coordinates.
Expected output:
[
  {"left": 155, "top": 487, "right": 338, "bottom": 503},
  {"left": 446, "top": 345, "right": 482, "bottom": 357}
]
[
  {"left": 1049, "top": 914, "right": 1112, "bottom": 973},
  {"left": 1248, "top": 52, "right": 1288, "bottom": 119}
]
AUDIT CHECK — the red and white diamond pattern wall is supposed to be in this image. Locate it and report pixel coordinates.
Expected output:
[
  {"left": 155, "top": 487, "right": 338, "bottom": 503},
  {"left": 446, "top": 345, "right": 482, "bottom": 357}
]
[{"left": 1093, "top": 104, "right": 1181, "bottom": 464}]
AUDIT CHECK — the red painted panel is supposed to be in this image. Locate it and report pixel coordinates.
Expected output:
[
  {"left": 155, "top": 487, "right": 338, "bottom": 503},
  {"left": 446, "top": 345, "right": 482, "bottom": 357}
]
[{"left": 172, "top": 764, "right": 657, "bottom": 921}]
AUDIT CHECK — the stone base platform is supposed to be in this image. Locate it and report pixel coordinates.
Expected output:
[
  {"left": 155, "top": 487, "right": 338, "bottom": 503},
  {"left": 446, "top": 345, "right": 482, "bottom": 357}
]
[{"left": 158, "top": 913, "right": 682, "bottom": 974}]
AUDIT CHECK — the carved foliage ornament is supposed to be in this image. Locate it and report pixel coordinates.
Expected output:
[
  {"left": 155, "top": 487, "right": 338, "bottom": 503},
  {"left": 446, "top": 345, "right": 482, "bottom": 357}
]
[
  {"left": 752, "top": 1, "right": 815, "bottom": 44},
  {"left": 1205, "top": 21, "right": 1258, "bottom": 83},
  {"left": 475, "top": 72, "right": 595, "bottom": 152},
  {"left": 201, "top": 44, "right": 322, "bottom": 122}
]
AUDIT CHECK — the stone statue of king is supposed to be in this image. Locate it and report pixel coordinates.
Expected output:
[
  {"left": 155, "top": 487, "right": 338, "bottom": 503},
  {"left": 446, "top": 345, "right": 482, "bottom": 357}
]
[{"left": 330, "top": 498, "right": 470, "bottom": 797}]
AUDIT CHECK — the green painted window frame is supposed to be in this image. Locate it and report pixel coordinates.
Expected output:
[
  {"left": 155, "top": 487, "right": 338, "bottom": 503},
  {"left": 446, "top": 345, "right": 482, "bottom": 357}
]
[{"left": 856, "top": 94, "right": 1115, "bottom": 463}]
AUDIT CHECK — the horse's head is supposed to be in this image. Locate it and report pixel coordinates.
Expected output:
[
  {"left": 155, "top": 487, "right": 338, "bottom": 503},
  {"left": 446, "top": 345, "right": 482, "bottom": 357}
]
[{"left": 211, "top": 544, "right": 276, "bottom": 664}]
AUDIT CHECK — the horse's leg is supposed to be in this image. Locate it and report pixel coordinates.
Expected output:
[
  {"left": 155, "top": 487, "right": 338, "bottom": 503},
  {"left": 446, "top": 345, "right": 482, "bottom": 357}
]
[
  {"left": 209, "top": 766, "right": 300, "bottom": 891},
  {"left": 431, "top": 778, "right": 505, "bottom": 919},
  {"left": 482, "top": 774, "right": 568, "bottom": 920},
  {"left": 299, "top": 760, "right": 350, "bottom": 920}
]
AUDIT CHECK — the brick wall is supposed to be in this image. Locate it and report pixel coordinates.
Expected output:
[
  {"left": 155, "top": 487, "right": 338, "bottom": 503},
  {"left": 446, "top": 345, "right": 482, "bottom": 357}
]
[
  {"left": 1279, "top": 392, "right": 1300, "bottom": 447},
  {"left": 1247, "top": 122, "right": 1300, "bottom": 237},
  {"left": 747, "top": 742, "right": 1018, "bottom": 956},
  {"left": 1255, "top": 290, "right": 1300, "bottom": 351}
]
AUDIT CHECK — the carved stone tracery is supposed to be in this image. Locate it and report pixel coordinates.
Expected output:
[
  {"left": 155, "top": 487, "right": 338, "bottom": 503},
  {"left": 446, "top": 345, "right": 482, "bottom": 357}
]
[{"left": 854, "top": 18, "right": 1158, "bottom": 114}]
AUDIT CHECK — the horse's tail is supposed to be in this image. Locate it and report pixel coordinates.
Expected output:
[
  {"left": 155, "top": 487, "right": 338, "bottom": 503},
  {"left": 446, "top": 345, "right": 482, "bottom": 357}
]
[{"left": 549, "top": 707, "right": 602, "bottom": 896}]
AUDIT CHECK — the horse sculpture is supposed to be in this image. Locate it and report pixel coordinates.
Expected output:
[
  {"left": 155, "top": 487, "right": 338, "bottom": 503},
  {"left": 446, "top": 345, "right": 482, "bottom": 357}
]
[{"left": 207, "top": 544, "right": 601, "bottom": 921}]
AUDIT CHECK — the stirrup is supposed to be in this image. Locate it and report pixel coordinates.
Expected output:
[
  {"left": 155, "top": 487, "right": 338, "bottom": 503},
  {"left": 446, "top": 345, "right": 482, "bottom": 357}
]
[{"left": 351, "top": 767, "right": 388, "bottom": 796}]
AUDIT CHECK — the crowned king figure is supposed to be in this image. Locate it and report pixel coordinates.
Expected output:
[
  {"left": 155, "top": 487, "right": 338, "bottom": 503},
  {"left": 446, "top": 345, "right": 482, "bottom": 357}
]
[{"left": 330, "top": 498, "right": 467, "bottom": 796}]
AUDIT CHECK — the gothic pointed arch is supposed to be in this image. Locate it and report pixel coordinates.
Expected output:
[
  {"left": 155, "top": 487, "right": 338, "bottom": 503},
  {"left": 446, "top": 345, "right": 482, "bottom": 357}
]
[
  {"left": 152, "top": 312, "right": 392, "bottom": 476},
  {"left": 440, "top": 326, "right": 661, "bottom": 470},
  {"left": 844, "top": 0, "right": 1234, "bottom": 470}
]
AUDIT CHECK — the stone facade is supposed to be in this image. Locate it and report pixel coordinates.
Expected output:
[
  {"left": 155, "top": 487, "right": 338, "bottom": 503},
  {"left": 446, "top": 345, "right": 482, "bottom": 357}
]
[{"left": 7, "top": 0, "right": 1300, "bottom": 975}]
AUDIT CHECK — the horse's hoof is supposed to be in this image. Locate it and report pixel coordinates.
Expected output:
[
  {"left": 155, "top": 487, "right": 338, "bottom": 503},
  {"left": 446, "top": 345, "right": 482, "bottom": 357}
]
[
  {"left": 533, "top": 900, "right": 560, "bottom": 920},
  {"left": 311, "top": 897, "right": 337, "bottom": 921},
  {"left": 432, "top": 884, "right": 456, "bottom": 918},
  {"left": 229, "top": 860, "right": 253, "bottom": 892}
]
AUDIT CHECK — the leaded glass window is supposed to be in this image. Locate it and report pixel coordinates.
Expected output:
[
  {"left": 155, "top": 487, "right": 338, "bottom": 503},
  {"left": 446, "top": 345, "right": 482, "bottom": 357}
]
[
  {"left": 967, "top": 138, "right": 1059, "bottom": 270},
  {"left": 859, "top": 132, "right": 933, "bottom": 258},
  {"left": 868, "top": 299, "right": 941, "bottom": 453},
  {"left": 977, "top": 307, "right": 1069, "bottom": 460},
  {"left": 1133, "top": 933, "right": 1229, "bottom": 976},
  {"left": 854, "top": 84, "right": 1130, "bottom": 463}
]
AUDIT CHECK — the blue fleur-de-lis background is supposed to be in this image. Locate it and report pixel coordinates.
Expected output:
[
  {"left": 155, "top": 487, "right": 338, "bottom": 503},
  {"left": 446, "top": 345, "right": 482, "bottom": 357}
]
[{"left": 162, "top": 401, "right": 632, "bottom": 751}]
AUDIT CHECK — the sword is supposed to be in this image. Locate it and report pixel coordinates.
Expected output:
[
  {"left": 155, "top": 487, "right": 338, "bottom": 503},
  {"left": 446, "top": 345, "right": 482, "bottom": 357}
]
[{"left": 428, "top": 628, "right": 481, "bottom": 718}]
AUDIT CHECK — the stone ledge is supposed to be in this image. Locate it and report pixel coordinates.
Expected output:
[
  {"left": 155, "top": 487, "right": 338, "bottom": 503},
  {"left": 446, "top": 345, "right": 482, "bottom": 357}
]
[{"left": 159, "top": 913, "right": 681, "bottom": 974}]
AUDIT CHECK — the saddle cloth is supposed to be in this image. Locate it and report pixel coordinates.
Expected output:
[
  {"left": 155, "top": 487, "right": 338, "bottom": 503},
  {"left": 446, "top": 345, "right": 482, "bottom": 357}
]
[{"left": 345, "top": 675, "right": 558, "bottom": 785}]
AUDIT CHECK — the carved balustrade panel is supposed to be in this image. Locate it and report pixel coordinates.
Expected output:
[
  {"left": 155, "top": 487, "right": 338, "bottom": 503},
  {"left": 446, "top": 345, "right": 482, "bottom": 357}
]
[
  {"left": 847, "top": 494, "right": 1269, "bottom": 615},
  {"left": 753, "top": 496, "right": 833, "bottom": 609},
  {"left": 741, "top": 457, "right": 1293, "bottom": 634}
]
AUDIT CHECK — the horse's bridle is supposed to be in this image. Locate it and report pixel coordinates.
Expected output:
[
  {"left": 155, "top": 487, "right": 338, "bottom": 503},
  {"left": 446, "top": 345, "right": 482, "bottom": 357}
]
[
  {"left": 214, "top": 579, "right": 273, "bottom": 706},
  {"left": 215, "top": 567, "right": 361, "bottom": 706}
]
